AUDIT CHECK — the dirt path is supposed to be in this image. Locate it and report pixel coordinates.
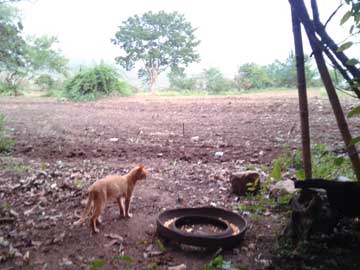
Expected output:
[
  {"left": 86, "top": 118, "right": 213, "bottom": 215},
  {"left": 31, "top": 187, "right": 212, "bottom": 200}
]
[{"left": 0, "top": 90, "right": 359, "bottom": 269}]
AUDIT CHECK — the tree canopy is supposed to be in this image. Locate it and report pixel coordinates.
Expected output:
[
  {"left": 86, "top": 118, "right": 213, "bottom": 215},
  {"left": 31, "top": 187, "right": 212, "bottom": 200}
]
[
  {"left": 0, "top": 4, "right": 26, "bottom": 73},
  {"left": 112, "top": 11, "right": 200, "bottom": 94},
  {"left": 0, "top": 3, "right": 68, "bottom": 94}
]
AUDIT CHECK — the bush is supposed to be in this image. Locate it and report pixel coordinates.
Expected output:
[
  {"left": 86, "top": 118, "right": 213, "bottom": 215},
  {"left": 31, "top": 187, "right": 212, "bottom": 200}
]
[
  {"left": 35, "top": 74, "right": 55, "bottom": 90},
  {"left": 0, "top": 114, "right": 15, "bottom": 153},
  {"left": 64, "top": 64, "right": 132, "bottom": 101},
  {"left": 0, "top": 81, "right": 20, "bottom": 96}
]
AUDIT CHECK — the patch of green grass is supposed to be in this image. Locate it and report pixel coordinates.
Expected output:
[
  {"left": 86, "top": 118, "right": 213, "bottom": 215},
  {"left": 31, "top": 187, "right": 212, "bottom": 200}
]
[
  {"left": 272, "top": 144, "right": 355, "bottom": 181},
  {"left": 1, "top": 201, "right": 10, "bottom": 211},
  {"left": 113, "top": 255, "right": 133, "bottom": 264},
  {"left": 0, "top": 114, "right": 15, "bottom": 153},
  {"left": 89, "top": 259, "right": 106, "bottom": 269},
  {"left": 155, "top": 239, "right": 166, "bottom": 252},
  {"left": 73, "top": 178, "right": 83, "bottom": 188},
  {"left": 203, "top": 255, "right": 247, "bottom": 270},
  {"left": 146, "top": 263, "right": 159, "bottom": 270},
  {"left": 0, "top": 157, "right": 29, "bottom": 174}
]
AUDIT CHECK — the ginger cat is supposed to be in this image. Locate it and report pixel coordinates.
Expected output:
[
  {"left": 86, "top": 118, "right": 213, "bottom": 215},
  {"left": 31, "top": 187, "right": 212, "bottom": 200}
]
[{"left": 73, "top": 164, "right": 148, "bottom": 233}]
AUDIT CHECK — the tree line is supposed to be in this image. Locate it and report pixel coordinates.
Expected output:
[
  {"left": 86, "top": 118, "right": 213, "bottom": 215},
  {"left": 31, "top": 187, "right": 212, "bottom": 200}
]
[
  {"left": 167, "top": 52, "right": 341, "bottom": 93},
  {"left": 0, "top": 1, "right": 353, "bottom": 98}
]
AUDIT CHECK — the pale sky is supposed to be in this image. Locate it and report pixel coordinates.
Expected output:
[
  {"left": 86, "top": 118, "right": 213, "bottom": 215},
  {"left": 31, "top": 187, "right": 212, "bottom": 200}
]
[{"left": 16, "top": 0, "right": 348, "bottom": 85}]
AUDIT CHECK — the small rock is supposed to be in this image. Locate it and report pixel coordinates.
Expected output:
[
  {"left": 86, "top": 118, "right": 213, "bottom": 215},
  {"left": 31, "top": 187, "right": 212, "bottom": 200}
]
[
  {"left": 190, "top": 136, "right": 199, "bottom": 142},
  {"left": 335, "top": 176, "right": 350, "bottom": 182},
  {"left": 61, "top": 257, "right": 73, "bottom": 266},
  {"left": 70, "top": 172, "right": 82, "bottom": 179},
  {"left": 168, "top": 264, "right": 187, "bottom": 270},
  {"left": 80, "top": 199, "right": 88, "bottom": 207},
  {"left": 23, "top": 251, "right": 30, "bottom": 263},
  {"left": 109, "top": 138, "right": 119, "bottom": 142},
  {"left": 269, "top": 180, "right": 296, "bottom": 198},
  {"left": 230, "top": 171, "right": 260, "bottom": 196},
  {"left": 39, "top": 196, "right": 48, "bottom": 206},
  {"left": 0, "top": 237, "right": 9, "bottom": 247},
  {"left": 248, "top": 243, "right": 256, "bottom": 251},
  {"left": 9, "top": 245, "right": 22, "bottom": 257},
  {"left": 9, "top": 209, "right": 19, "bottom": 219},
  {"left": 214, "top": 152, "right": 224, "bottom": 159},
  {"left": 147, "top": 251, "right": 163, "bottom": 257}
]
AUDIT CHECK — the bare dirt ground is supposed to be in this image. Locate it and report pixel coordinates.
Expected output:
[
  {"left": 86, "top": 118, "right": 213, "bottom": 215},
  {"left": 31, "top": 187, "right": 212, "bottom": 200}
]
[{"left": 0, "top": 90, "right": 359, "bottom": 270}]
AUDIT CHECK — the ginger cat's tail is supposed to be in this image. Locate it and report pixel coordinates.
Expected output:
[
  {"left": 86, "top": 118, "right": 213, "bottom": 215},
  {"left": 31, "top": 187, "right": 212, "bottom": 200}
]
[{"left": 73, "top": 190, "right": 94, "bottom": 226}]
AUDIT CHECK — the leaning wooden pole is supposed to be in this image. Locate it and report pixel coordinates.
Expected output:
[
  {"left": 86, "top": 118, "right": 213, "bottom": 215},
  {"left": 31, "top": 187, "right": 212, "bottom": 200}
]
[
  {"left": 289, "top": 0, "right": 360, "bottom": 181},
  {"left": 291, "top": 6, "right": 312, "bottom": 179}
]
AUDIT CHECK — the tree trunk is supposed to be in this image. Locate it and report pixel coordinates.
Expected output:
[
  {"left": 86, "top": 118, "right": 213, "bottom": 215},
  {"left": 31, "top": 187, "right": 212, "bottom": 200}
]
[
  {"left": 289, "top": 0, "right": 360, "bottom": 181},
  {"left": 150, "top": 69, "right": 158, "bottom": 95},
  {"left": 291, "top": 7, "right": 312, "bottom": 179}
]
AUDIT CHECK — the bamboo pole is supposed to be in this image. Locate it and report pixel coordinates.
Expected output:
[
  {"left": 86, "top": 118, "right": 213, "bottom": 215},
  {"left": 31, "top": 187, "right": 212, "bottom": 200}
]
[
  {"left": 289, "top": 0, "right": 360, "bottom": 181},
  {"left": 291, "top": 6, "right": 312, "bottom": 179}
]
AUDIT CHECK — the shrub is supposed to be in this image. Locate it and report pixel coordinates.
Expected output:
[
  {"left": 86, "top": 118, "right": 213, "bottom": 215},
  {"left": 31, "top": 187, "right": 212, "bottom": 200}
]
[
  {"left": 272, "top": 144, "right": 355, "bottom": 181},
  {"left": 0, "top": 114, "right": 15, "bottom": 153},
  {"left": 35, "top": 74, "right": 55, "bottom": 90},
  {"left": 64, "top": 64, "right": 132, "bottom": 101}
]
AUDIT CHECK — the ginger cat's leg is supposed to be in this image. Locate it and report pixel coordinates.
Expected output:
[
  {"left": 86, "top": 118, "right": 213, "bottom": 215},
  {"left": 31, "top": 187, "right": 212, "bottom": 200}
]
[
  {"left": 124, "top": 197, "right": 132, "bottom": 218},
  {"left": 73, "top": 191, "right": 94, "bottom": 225},
  {"left": 91, "top": 193, "right": 103, "bottom": 233},
  {"left": 116, "top": 197, "right": 125, "bottom": 218}
]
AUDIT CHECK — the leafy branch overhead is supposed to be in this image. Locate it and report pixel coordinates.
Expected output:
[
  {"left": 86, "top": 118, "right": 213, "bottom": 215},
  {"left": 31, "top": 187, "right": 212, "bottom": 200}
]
[
  {"left": 0, "top": 3, "right": 68, "bottom": 94},
  {"left": 112, "top": 11, "right": 200, "bottom": 94}
]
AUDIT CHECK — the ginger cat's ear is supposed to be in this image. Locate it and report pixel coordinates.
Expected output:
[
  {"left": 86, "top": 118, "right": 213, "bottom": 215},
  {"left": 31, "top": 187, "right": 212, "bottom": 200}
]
[{"left": 138, "top": 164, "right": 144, "bottom": 169}]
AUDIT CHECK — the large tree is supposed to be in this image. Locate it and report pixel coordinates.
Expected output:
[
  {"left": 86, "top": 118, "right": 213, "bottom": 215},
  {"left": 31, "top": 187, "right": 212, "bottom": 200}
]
[
  {"left": 0, "top": 3, "right": 68, "bottom": 94},
  {"left": 112, "top": 11, "right": 200, "bottom": 94},
  {"left": 0, "top": 3, "right": 26, "bottom": 74}
]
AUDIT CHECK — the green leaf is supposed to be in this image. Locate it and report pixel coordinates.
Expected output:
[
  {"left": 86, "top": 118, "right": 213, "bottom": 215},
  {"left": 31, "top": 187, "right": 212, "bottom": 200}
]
[
  {"left": 73, "top": 178, "right": 83, "bottom": 187},
  {"left": 350, "top": 136, "right": 360, "bottom": 146},
  {"left": 155, "top": 239, "right": 166, "bottom": 252},
  {"left": 270, "top": 160, "right": 281, "bottom": 181},
  {"left": 337, "top": 41, "right": 353, "bottom": 52},
  {"left": 39, "top": 162, "right": 48, "bottom": 169},
  {"left": 334, "top": 157, "right": 344, "bottom": 166},
  {"left": 346, "top": 58, "right": 359, "bottom": 66},
  {"left": 340, "top": 11, "right": 352, "bottom": 25},
  {"left": 295, "top": 169, "right": 305, "bottom": 180},
  {"left": 89, "top": 259, "right": 106, "bottom": 269},
  {"left": 347, "top": 106, "right": 360, "bottom": 118},
  {"left": 350, "top": 25, "right": 355, "bottom": 34}
]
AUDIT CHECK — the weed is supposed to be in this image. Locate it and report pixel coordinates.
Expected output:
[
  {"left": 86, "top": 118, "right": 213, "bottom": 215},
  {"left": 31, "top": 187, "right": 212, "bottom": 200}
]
[
  {"left": 146, "top": 263, "right": 159, "bottom": 270},
  {"left": 203, "top": 255, "right": 247, "bottom": 270},
  {"left": 155, "top": 239, "right": 166, "bottom": 252},
  {"left": 1, "top": 201, "right": 10, "bottom": 211},
  {"left": 113, "top": 255, "right": 133, "bottom": 264},
  {"left": 73, "top": 178, "right": 83, "bottom": 188},
  {"left": 39, "top": 162, "right": 49, "bottom": 169},
  {"left": 89, "top": 258, "right": 106, "bottom": 269},
  {"left": 0, "top": 114, "right": 15, "bottom": 153}
]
